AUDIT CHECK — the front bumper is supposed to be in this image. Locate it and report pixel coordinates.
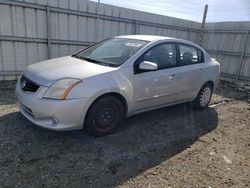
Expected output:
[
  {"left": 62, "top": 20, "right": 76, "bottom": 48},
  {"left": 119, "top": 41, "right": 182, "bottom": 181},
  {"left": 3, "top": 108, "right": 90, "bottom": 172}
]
[{"left": 16, "top": 79, "right": 90, "bottom": 131}]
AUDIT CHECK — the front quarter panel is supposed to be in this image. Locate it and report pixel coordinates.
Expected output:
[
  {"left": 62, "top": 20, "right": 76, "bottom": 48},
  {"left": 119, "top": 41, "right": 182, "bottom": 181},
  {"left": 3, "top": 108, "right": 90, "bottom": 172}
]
[{"left": 67, "top": 68, "right": 134, "bottom": 113}]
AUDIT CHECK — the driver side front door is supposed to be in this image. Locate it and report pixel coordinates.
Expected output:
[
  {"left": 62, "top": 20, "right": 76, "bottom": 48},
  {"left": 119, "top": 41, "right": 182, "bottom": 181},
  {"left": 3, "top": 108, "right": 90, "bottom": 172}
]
[{"left": 132, "top": 43, "right": 179, "bottom": 112}]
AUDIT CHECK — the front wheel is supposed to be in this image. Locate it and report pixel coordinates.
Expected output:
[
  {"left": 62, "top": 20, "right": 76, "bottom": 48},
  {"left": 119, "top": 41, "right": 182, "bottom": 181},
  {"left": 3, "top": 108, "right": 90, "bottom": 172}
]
[
  {"left": 193, "top": 83, "right": 213, "bottom": 110},
  {"left": 85, "top": 96, "right": 124, "bottom": 137}
]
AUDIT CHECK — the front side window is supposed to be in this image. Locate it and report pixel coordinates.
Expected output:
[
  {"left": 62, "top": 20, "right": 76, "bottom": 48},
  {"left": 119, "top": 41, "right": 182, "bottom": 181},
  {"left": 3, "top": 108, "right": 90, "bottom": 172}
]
[
  {"left": 179, "top": 44, "right": 203, "bottom": 65},
  {"left": 142, "top": 43, "right": 177, "bottom": 70},
  {"left": 74, "top": 38, "right": 148, "bottom": 67}
]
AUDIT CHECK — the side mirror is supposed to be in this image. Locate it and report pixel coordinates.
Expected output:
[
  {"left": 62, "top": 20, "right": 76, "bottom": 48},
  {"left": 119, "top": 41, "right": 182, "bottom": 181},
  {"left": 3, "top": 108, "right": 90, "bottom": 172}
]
[{"left": 139, "top": 61, "right": 158, "bottom": 71}]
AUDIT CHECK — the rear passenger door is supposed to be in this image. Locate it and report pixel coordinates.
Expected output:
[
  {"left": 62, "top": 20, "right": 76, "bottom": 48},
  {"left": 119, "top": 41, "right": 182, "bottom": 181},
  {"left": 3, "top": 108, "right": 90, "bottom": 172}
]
[{"left": 175, "top": 43, "right": 207, "bottom": 101}]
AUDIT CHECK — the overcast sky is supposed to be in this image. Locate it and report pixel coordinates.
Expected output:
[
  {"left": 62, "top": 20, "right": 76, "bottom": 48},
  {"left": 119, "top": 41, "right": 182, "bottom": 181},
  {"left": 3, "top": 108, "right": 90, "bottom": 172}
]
[{"left": 90, "top": 0, "right": 250, "bottom": 22}]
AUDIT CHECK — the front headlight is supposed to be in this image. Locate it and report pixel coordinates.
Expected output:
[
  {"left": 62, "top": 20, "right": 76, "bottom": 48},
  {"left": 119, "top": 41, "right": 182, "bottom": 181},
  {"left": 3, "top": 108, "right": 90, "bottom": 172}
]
[{"left": 44, "top": 79, "right": 82, "bottom": 100}]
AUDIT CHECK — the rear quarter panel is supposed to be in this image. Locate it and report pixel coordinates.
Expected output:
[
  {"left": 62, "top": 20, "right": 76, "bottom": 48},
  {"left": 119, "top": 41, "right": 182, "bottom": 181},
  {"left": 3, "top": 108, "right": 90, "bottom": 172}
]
[{"left": 205, "top": 58, "right": 220, "bottom": 91}]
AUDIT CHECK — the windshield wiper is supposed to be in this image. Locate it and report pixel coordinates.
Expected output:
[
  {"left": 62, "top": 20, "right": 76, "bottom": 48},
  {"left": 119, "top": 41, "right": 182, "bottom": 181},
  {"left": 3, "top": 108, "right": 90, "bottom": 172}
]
[
  {"left": 72, "top": 55, "right": 115, "bottom": 67},
  {"left": 80, "top": 56, "right": 112, "bottom": 67},
  {"left": 81, "top": 57, "right": 99, "bottom": 63},
  {"left": 72, "top": 54, "right": 80, "bottom": 59},
  {"left": 72, "top": 54, "right": 96, "bottom": 62}
]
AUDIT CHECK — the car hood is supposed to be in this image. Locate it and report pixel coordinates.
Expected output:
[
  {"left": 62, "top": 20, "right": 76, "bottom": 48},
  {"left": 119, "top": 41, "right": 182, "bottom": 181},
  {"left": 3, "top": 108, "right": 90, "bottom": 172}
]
[{"left": 23, "top": 56, "right": 116, "bottom": 86}]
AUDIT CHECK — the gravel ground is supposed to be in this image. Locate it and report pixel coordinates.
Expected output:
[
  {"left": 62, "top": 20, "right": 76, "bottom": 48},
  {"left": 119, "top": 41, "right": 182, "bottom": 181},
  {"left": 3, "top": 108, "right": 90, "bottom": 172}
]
[{"left": 0, "top": 81, "right": 249, "bottom": 188}]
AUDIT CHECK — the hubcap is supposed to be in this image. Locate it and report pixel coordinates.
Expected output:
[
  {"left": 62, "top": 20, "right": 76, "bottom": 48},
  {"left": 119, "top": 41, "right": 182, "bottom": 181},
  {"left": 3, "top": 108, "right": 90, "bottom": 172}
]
[
  {"left": 92, "top": 100, "right": 120, "bottom": 133},
  {"left": 96, "top": 107, "right": 114, "bottom": 126},
  {"left": 200, "top": 87, "right": 211, "bottom": 107}
]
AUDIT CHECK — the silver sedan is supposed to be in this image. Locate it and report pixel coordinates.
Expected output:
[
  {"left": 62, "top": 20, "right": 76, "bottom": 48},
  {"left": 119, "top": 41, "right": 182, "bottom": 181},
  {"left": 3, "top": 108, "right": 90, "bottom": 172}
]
[{"left": 16, "top": 35, "right": 220, "bottom": 136}]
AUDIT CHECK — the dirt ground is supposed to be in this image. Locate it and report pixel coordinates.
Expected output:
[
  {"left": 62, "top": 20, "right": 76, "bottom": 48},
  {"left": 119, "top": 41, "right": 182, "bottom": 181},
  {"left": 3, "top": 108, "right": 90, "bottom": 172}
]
[{"left": 0, "top": 81, "right": 249, "bottom": 188}]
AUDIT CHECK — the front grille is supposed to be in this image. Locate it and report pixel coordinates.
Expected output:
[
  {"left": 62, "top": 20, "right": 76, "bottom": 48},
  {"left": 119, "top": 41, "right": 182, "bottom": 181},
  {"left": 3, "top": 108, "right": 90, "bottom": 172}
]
[{"left": 20, "top": 75, "right": 39, "bottom": 92}]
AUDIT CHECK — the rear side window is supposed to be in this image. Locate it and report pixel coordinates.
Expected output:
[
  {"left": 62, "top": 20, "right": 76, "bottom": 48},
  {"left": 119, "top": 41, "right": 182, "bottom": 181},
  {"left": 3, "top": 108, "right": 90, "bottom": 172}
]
[{"left": 179, "top": 44, "right": 203, "bottom": 65}]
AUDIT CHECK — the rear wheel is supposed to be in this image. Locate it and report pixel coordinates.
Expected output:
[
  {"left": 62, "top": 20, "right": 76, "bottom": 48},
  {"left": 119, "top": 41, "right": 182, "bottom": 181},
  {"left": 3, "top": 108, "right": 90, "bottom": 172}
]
[
  {"left": 85, "top": 96, "right": 124, "bottom": 137},
  {"left": 193, "top": 83, "right": 213, "bottom": 110}
]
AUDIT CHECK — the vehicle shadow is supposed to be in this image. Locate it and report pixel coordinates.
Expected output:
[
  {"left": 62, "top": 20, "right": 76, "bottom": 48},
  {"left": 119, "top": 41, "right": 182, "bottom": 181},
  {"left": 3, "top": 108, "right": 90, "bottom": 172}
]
[{"left": 0, "top": 103, "right": 218, "bottom": 187}]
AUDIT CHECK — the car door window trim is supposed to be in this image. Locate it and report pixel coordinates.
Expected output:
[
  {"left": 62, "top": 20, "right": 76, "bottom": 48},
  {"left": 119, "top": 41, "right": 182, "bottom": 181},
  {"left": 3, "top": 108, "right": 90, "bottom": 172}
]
[
  {"left": 134, "top": 42, "right": 205, "bottom": 74},
  {"left": 134, "top": 42, "right": 178, "bottom": 74},
  {"left": 177, "top": 42, "right": 204, "bottom": 66}
]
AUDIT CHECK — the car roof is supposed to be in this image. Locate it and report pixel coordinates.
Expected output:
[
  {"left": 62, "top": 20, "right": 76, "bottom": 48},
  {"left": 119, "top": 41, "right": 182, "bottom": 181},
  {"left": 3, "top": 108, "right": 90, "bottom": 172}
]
[{"left": 115, "top": 35, "right": 174, "bottom": 42}]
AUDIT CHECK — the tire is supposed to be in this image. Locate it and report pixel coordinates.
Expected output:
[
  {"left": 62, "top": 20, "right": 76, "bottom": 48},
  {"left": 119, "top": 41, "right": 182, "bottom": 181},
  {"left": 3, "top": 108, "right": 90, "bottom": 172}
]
[
  {"left": 85, "top": 96, "right": 124, "bottom": 137},
  {"left": 193, "top": 83, "right": 213, "bottom": 110}
]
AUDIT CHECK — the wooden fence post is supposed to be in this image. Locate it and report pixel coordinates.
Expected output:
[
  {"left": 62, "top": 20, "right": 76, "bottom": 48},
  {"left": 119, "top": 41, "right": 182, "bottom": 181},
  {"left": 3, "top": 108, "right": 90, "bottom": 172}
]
[{"left": 199, "top": 4, "right": 208, "bottom": 46}]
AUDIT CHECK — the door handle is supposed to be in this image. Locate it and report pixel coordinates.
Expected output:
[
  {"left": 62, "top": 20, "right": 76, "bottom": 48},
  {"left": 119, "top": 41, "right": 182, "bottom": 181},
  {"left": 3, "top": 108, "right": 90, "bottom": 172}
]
[{"left": 199, "top": 68, "right": 204, "bottom": 73}]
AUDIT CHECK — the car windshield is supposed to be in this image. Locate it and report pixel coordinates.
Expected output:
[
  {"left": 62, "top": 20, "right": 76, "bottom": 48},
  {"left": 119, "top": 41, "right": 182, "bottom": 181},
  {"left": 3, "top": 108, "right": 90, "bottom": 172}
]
[{"left": 73, "top": 38, "right": 148, "bottom": 67}]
